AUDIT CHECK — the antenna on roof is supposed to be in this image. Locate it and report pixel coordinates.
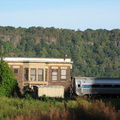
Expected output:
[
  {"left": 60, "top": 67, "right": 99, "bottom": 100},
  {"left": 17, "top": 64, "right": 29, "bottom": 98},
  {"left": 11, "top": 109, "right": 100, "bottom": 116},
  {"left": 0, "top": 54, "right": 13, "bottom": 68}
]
[{"left": 64, "top": 54, "right": 67, "bottom": 60}]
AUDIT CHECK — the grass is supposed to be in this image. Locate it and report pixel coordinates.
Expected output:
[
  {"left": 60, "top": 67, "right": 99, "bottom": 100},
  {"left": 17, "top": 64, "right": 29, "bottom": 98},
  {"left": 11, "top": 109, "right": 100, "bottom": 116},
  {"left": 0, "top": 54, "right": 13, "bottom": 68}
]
[{"left": 1, "top": 96, "right": 120, "bottom": 120}]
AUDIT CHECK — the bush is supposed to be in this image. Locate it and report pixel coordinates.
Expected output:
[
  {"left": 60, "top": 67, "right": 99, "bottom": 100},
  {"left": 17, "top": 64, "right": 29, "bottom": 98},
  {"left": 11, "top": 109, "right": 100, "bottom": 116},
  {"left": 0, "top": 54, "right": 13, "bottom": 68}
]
[
  {"left": 24, "top": 93, "right": 33, "bottom": 100},
  {"left": 0, "top": 59, "right": 21, "bottom": 97},
  {"left": 1, "top": 96, "right": 120, "bottom": 120}
]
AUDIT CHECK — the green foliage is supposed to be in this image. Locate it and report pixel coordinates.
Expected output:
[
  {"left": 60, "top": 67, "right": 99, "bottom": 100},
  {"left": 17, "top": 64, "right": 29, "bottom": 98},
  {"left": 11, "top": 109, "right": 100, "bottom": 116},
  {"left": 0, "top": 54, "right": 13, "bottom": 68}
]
[
  {"left": 39, "top": 94, "right": 56, "bottom": 103},
  {"left": 1, "top": 97, "right": 120, "bottom": 120},
  {"left": 24, "top": 93, "right": 34, "bottom": 100},
  {"left": 0, "top": 59, "right": 20, "bottom": 97},
  {"left": 23, "top": 86, "right": 34, "bottom": 99},
  {"left": 4, "top": 41, "right": 14, "bottom": 54},
  {"left": 0, "top": 26, "right": 120, "bottom": 78}
]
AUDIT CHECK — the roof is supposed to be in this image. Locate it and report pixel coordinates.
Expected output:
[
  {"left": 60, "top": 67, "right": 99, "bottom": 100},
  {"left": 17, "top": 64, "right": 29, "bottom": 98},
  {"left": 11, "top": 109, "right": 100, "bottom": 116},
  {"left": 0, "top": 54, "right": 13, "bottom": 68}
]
[
  {"left": 36, "top": 85, "right": 65, "bottom": 88},
  {"left": 73, "top": 77, "right": 120, "bottom": 80},
  {"left": 4, "top": 57, "right": 73, "bottom": 63}
]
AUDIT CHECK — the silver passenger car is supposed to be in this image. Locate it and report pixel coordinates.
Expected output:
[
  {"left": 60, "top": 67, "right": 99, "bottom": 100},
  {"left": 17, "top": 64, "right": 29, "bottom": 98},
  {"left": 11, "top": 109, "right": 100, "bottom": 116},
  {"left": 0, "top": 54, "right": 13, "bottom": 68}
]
[{"left": 72, "top": 77, "right": 120, "bottom": 96}]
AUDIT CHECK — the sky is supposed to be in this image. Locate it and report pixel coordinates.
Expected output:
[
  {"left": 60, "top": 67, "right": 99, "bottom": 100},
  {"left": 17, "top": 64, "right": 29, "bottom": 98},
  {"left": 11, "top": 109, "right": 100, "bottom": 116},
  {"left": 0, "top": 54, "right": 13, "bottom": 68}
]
[{"left": 0, "top": 0, "right": 120, "bottom": 31}]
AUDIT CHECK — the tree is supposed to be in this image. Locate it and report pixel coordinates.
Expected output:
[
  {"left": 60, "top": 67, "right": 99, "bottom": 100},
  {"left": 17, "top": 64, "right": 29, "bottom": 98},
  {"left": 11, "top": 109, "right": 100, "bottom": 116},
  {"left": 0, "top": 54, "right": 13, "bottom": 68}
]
[
  {"left": 0, "top": 59, "right": 20, "bottom": 97},
  {"left": 0, "top": 26, "right": 120, "bottom": 78}
]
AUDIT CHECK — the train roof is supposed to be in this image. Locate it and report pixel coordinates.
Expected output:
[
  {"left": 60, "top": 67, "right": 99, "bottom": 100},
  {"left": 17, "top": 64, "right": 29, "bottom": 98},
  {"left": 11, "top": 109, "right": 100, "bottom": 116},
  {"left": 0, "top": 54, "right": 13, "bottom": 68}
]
[{"left": 73, "top": 77, "right": 120, "bottom": 80}]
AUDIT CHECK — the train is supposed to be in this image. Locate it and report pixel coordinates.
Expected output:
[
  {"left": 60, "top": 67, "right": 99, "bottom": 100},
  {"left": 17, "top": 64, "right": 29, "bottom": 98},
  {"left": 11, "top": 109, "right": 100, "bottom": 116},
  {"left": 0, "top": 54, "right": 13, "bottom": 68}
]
[
  {"left": 71, "top": 77, "right": 120, "bottom": 96},
  {"left": 33, "top": 77, "right": 120, "bottom": 98}
]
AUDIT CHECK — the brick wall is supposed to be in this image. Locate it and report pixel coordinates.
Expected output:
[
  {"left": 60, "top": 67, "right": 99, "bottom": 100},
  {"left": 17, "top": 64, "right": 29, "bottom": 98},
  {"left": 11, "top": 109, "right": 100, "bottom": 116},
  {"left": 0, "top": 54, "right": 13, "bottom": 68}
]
[
  {"left": 48, "top": 66, "right": 71, "bottom": 97},
  {"left": 10, "top": 65, "right": 24, "bottom": 92}
]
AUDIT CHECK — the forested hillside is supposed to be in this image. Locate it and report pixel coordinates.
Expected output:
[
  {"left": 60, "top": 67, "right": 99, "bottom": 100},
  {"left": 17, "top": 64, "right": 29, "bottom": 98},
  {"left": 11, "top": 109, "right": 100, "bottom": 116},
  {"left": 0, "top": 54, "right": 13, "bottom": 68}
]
[{"left": 0, "top": 26, "right": 120, "bottom": 78}]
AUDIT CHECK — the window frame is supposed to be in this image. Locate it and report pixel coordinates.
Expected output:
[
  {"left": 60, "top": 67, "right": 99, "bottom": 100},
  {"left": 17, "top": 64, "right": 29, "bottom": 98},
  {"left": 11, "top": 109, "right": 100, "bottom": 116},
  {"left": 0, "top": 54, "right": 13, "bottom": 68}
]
[
  {"left": 52, "top": 69, "right": 58, "bottom": 81},
  {"left": 24, "top": 68, "right": 29, "bottom": 81},
  {"left": 13, "top": 68, "right": 19, "bottom": 80},
  {"left": 61, "top": 69, "right": 67, "bottom": 81},
  {"left": 30, "top": 68, "right": 36, "bottom": 81},
  {"left": 14, "top": 68, "right": 19, "bottom": 74},
  {"left": 45, "top": 69, "right": 48, "bottom": 81},
  {"left": 38, "top": 69, "right": 44, "bottom": 81}
]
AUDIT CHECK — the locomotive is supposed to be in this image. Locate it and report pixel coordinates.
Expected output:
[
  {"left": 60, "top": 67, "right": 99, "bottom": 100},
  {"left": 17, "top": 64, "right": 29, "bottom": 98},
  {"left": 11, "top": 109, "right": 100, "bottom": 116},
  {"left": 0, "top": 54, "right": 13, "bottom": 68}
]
[{"left": 71, "top": 77, "right": 120, "bottom": 96}]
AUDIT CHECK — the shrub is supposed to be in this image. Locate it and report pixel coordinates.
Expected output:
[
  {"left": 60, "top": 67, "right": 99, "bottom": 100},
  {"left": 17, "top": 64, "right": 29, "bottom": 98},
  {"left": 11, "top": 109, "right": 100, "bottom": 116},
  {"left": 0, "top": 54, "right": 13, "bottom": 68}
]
[
  {"left": 2, "top": 97, "right": 120, "bottom": 120},
  {"left": 0, "top": 59, "right": 21, "bottom": 97}
]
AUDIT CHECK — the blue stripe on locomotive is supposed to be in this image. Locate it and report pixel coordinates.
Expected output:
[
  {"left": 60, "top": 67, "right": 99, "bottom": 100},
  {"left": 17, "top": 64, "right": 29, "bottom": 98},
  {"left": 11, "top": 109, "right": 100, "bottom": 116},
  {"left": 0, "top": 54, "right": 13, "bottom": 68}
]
[{"left": 82, "top": 85, "right": 92, "bottom": 88}]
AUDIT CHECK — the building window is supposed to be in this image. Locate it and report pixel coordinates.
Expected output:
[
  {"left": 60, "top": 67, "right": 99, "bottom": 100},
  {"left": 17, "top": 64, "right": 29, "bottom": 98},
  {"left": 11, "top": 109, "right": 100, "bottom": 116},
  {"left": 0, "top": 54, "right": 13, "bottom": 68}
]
[
  {"left": 31, "top": 69, "right": 36, "bottom": 81},
  {"left": 52, "top": 69, "right": 58, "bottom": 81},
  {"left": 61, "top": 69, "right": 66, "bottom": 81},
  {"left": 14, "top": 68, "right": 19, "bottom": 80},
  {"left": 24, "top": 68, "right": 29, "bottom": 81},
  {"left": 14, "top": 68, "right": 19, "bottom": 74},
  {"left": 38, "top": 69, "right": 43, "bottom": 81},
  {"left": 45, "top": 69, "right": 48, "bottom": 81}
]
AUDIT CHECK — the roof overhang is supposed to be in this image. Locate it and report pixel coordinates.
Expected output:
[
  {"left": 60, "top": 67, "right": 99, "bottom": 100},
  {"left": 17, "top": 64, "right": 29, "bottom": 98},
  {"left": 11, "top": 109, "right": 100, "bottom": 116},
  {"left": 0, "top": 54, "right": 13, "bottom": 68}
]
[{"left": 4, "top": 57, "right": 73, "bottom": 64}]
